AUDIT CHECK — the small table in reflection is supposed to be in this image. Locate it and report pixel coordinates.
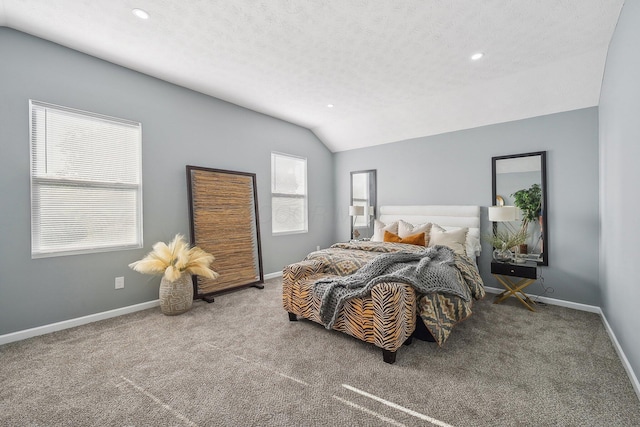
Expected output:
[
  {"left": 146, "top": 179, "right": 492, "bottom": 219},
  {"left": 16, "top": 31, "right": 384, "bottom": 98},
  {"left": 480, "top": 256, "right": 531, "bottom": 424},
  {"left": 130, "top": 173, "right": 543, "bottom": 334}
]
[{"left": 491, "top": 260, "right": 538, "bottom": 311}]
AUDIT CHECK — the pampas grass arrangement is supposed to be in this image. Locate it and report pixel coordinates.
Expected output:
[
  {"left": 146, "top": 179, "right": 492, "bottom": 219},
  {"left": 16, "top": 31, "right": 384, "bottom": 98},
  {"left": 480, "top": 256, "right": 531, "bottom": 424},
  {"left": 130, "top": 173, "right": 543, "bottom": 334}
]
[{"left": 129, "top": 234, "right": 220, "bottom": 282}]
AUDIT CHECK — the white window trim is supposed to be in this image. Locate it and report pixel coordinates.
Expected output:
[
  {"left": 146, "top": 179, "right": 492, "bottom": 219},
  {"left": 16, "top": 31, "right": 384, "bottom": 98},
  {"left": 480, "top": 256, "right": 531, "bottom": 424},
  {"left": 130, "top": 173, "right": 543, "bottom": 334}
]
[
  {"left": 29, "top": 100, "right": 143, "bottom": 258},
  {"left": 271, "top": 152, "right": 308, "bottom": 236}
]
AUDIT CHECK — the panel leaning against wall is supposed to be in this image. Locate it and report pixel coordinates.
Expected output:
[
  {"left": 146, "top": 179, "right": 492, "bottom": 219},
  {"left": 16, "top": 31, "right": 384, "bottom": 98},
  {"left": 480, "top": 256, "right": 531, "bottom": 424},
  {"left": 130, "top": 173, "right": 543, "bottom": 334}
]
[{"left": 186, "top": 166, "right": 264, "bottom": 301}]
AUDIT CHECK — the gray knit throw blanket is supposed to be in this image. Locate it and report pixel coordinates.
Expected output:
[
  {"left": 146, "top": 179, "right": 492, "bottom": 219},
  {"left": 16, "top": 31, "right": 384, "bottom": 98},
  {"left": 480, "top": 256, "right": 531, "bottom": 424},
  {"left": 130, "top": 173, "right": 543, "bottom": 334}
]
[{"left": 313, "top": 245, "right": 469, "bottom": 330}]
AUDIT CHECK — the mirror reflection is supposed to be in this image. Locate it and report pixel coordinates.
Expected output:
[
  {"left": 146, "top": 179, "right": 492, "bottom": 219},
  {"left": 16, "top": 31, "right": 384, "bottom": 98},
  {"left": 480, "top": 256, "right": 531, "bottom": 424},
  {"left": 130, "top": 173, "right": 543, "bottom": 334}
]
[
  {"left": 350, "top": 170, "right": 376, "bottom": 240},
  {"left": 492, "top": 152, "right": 547, "bottom": 266}
]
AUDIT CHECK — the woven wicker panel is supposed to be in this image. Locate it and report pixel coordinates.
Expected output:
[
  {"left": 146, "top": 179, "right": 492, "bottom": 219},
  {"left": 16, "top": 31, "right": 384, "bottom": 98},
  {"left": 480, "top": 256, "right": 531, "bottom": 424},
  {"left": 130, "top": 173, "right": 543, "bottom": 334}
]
[{"left": 188, "top": 167, "right": 262, "bottom": 295}]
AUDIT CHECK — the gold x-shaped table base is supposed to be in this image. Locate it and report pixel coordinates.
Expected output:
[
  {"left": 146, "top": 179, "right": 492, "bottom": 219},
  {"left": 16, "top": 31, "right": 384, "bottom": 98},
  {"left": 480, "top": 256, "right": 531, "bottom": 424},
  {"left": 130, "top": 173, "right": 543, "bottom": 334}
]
[{"left": 492, "top": 274, "right": 537, "bottom": 311}]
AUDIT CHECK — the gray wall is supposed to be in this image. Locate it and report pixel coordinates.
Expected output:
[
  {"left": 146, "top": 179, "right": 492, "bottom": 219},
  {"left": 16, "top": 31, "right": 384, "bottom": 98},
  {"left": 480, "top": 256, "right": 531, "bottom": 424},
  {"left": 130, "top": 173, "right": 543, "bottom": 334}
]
[
  {"left": 334, "top": 108, "right": 600, "bottom": 306},
  {"left": 599, "top": 1, "right": 640, "bottom": 383},
  {"left": 0, "top": 28, "right": 335, "bottom": 335},
  {"left": 0, "top": 22, "right": 626, "bottom": 377}
]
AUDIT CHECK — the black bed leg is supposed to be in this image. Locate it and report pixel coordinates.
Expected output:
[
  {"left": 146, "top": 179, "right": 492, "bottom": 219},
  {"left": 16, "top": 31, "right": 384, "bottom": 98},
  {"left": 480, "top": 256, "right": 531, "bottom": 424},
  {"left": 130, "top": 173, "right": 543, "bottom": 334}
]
[
  {"left": 403, "top": 337, "right": 413, "bottom": 346},
  {"left": 382, "top": 349, "right": 397, "bottom": 364},
  {"left": 288, "top": 312, "right": 298, "bottom": 321}
]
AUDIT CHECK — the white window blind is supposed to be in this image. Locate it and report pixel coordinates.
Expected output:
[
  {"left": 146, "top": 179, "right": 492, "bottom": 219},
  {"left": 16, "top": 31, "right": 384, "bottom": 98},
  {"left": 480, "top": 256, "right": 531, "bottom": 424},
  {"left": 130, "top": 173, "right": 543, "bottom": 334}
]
[
  {"left": 30, "top": 100, "right": 143, "bottom": 258},
  {"left": 271, "top": 152, "right": 308, "bottom": 235}
]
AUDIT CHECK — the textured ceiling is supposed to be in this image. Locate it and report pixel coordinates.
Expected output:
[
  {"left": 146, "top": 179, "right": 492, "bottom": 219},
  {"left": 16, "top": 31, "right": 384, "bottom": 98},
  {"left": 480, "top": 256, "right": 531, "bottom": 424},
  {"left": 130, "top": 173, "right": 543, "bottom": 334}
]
[{"left": 0, "top": 0, "right": 625, "bottom": 152}]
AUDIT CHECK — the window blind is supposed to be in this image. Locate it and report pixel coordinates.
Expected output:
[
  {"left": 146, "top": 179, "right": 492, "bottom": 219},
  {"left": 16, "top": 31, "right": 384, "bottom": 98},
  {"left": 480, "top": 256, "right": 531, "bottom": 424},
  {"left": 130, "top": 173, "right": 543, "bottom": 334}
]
[
  {"left": 30, "top": 100, "right": 143, "bottom": 257},
  {"left": 271, "top": 152, "right": 307, "bottom": 235}
]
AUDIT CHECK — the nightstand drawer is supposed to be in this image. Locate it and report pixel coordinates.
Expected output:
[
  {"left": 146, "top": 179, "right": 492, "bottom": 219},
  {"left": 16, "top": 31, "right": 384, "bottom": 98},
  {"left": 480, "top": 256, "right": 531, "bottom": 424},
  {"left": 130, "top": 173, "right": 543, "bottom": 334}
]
[{"left": 491, "top": 262, "right": 537, "bottom": 279}]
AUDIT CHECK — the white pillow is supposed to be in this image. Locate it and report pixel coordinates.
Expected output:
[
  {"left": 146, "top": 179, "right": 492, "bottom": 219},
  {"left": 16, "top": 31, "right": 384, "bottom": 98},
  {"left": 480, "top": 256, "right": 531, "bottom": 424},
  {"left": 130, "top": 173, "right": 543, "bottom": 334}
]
[
  {"left": 465, "top": 228, "right": 481, "bottom": 257},
  {"left": 429, "top": 224, "right": 468, "bottom": 256},
  {"left": 371, "top": 220, "right": 398, "bottom": 242},
  {"left": 398, "top": 220, "right": 432, "bottom": 242},
  {"left": 430, "top": 223, "right": 480, "bottom": 258}
]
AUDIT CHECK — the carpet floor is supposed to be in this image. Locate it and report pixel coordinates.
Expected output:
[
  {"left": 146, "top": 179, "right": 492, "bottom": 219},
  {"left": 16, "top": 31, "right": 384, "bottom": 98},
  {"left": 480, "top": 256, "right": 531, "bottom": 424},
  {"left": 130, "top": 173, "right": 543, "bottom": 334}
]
[{"left": 1, "top": 277, "right": 638, "bottom": 426}]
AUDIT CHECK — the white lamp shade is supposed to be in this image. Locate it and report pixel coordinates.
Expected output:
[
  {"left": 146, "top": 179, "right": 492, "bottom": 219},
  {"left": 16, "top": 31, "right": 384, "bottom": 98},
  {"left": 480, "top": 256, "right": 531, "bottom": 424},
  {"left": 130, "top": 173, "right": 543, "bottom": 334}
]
[
  {"left": 488, "top": 205, "right": 517, "bottom": 222},
  {"left": 349, "top": 205, "right": 365, "bottom": 216}
]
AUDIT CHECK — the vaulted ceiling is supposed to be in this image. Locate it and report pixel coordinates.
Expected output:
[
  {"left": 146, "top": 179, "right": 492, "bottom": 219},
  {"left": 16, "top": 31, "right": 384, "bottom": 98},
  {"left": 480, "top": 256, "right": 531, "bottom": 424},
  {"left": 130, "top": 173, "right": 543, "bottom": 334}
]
[{"left": 0, "top": 0, "right": 625, "bottom": 152}]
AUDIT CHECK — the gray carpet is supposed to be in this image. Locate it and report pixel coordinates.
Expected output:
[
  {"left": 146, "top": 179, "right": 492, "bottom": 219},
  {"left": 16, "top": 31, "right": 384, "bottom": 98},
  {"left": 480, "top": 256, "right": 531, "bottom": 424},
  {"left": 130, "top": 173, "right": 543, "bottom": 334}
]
[{"left": 1, "top": 277, "right": 638, "bottom": 426}]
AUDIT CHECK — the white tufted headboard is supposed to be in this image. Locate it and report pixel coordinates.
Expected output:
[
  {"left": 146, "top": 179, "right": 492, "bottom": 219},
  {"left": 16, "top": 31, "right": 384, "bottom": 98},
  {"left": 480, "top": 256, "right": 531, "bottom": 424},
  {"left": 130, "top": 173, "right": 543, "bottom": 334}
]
[{"left": 379, "top": 205, "right": 481, "bottom": 257}]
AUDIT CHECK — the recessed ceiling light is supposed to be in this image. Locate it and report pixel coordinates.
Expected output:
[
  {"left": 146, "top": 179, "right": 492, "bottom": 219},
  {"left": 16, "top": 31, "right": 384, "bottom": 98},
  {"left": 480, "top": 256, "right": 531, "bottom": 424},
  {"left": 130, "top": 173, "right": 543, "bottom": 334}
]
[
  {"left": 327, "top": 104, "right": 334, "bottom": 108},
  {"left": 471, "top": 52, "right": 484, "bottom": 61},
  {"left": 132, "top": 8, "right": 150, "bottom": 20}
]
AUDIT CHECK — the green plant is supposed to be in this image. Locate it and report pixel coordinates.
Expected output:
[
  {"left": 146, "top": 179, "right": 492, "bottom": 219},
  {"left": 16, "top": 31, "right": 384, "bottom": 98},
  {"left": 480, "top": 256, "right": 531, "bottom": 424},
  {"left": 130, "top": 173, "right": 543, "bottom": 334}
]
[
  {"left": 483, "top": 228, "right": 528, "bottom": 250},
  {"left": 511, "top": 183, "right": 542, "bottom": 234}
]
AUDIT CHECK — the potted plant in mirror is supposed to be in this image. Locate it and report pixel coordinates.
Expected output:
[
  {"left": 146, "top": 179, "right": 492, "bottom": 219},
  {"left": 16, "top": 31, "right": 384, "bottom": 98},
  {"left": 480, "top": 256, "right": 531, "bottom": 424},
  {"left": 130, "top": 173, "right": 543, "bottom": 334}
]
[
  {"left": 484, "top": 228, "right": 528, "bottom": 263},
  {"left": 511, "top": 183, "right": 542, "bottom": 255},
  {"left": 129, "top": 234, "right": 219, "bottom": 315}
]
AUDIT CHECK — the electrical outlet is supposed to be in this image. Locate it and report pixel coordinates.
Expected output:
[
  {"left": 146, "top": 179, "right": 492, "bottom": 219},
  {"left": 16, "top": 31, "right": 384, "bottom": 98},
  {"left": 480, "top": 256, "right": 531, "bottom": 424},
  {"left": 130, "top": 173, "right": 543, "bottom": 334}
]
[
  {"left": 115, "top": 276, "right": 124, "bottom": 289},
  {"left": 316, "top": 245, "right": 320, "bottom": 251}
]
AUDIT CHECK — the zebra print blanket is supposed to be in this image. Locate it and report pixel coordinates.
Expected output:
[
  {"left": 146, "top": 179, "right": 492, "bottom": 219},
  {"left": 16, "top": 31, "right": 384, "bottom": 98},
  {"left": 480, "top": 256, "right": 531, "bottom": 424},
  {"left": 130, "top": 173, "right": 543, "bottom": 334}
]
[{"left": 313, "top": 246, "right": 470, "bottom": 330}]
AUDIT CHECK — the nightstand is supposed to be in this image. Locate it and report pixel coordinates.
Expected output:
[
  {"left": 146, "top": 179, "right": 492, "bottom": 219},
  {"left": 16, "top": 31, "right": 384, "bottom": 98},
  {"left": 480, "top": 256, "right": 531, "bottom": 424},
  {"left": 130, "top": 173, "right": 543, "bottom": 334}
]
[{"left": 491, "top": 260, "right": 538, "bottom": 311}]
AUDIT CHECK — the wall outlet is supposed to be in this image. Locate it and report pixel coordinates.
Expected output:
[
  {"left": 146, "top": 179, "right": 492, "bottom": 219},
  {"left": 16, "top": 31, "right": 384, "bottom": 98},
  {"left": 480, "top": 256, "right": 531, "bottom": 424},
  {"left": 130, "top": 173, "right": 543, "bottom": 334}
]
[
  {"left": 115, "top": 276, "right": 124, "bottom": 289},
  {"left": 316, "top": 245, "right": 320, "bottom": 251}
]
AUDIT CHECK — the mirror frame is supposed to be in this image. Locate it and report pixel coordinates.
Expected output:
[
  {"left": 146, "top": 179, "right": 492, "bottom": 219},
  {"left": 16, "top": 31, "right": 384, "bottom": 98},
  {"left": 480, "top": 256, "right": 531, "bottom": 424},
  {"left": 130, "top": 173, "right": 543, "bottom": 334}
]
[
  {"left": 350, "top": 169, "right": 377, "bottom": 240},
  {"left": 492, "top": 151, "right": 548, "bottom": 266}
]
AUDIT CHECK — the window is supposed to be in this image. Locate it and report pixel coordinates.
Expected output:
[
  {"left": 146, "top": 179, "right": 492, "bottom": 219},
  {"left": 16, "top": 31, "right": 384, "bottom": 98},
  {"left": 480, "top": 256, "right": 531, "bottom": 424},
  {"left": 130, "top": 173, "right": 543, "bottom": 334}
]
[
  {"left": 30, "top": 100, "right": 142, "bottom": 258},
  {"left": 271, "top": 152, "right": 307, "bottom": 235}
]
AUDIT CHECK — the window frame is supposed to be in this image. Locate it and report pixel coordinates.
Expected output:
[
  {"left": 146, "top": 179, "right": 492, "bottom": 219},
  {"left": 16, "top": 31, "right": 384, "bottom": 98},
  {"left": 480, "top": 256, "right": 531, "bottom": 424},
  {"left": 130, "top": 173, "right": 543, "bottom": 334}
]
[
  {"left": 29, "top": 100, "right": 143, "bottom": 258},
  {"left": 271, "top": 152, "right": 308, "bottom": 236}
]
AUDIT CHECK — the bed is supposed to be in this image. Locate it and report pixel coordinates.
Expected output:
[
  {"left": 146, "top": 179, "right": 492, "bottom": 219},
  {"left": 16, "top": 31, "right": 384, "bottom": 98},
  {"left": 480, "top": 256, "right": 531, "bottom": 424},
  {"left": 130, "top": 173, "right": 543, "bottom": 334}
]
[{"left": 282, "top": 205, "right": 485, "bottom": 363}]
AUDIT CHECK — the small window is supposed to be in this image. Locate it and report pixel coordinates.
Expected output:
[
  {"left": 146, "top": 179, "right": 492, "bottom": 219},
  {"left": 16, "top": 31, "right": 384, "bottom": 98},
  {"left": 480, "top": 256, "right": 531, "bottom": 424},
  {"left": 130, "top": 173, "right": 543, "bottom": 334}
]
[
  {"left": 271, "top": 152, "right": 308, "bottom": 235},
  {"left": 30, "top": 100, "right": 143, "bottom": 258}
]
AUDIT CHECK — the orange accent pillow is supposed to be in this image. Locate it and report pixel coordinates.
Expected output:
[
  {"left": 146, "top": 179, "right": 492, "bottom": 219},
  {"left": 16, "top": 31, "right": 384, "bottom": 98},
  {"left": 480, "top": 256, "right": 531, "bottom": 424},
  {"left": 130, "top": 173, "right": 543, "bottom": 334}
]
[{"left": 383, "top": 230, "right": 426, "bottom": 246}]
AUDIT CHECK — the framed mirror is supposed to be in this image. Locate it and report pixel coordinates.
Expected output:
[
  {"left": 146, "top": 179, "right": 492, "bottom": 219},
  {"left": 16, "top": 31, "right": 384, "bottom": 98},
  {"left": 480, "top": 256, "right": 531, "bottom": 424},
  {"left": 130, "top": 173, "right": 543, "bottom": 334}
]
[
  {"left": 350, "top": 170, "right": 376, "bottom": 240},
  {"left": 492, "top": 151, "right": 548, "bottom": 266}
]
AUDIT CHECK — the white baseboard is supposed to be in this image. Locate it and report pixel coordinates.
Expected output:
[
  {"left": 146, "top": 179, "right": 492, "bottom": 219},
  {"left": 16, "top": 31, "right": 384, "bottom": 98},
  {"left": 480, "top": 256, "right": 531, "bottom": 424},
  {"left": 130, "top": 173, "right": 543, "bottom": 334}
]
[
  {"left": 484, "top": 286, "right": 640, "bottom": 401},
  {"left": 484, "top": 286, "right": 601, "bottom": 313},
  {"left": 599, "top": 309, "right": 640, "bottom": 401},
  {"left": 264, "top": 271, "right": 283, "bottom": 280},
  {"left": 0, "top": 271, "right": 285, "bottom": 346},
  {"left": 0, "top": 300, "right": 160, "bottom": 346},
  {"left": 3, "top": 276, "right": 638, "bottom": 402}
]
